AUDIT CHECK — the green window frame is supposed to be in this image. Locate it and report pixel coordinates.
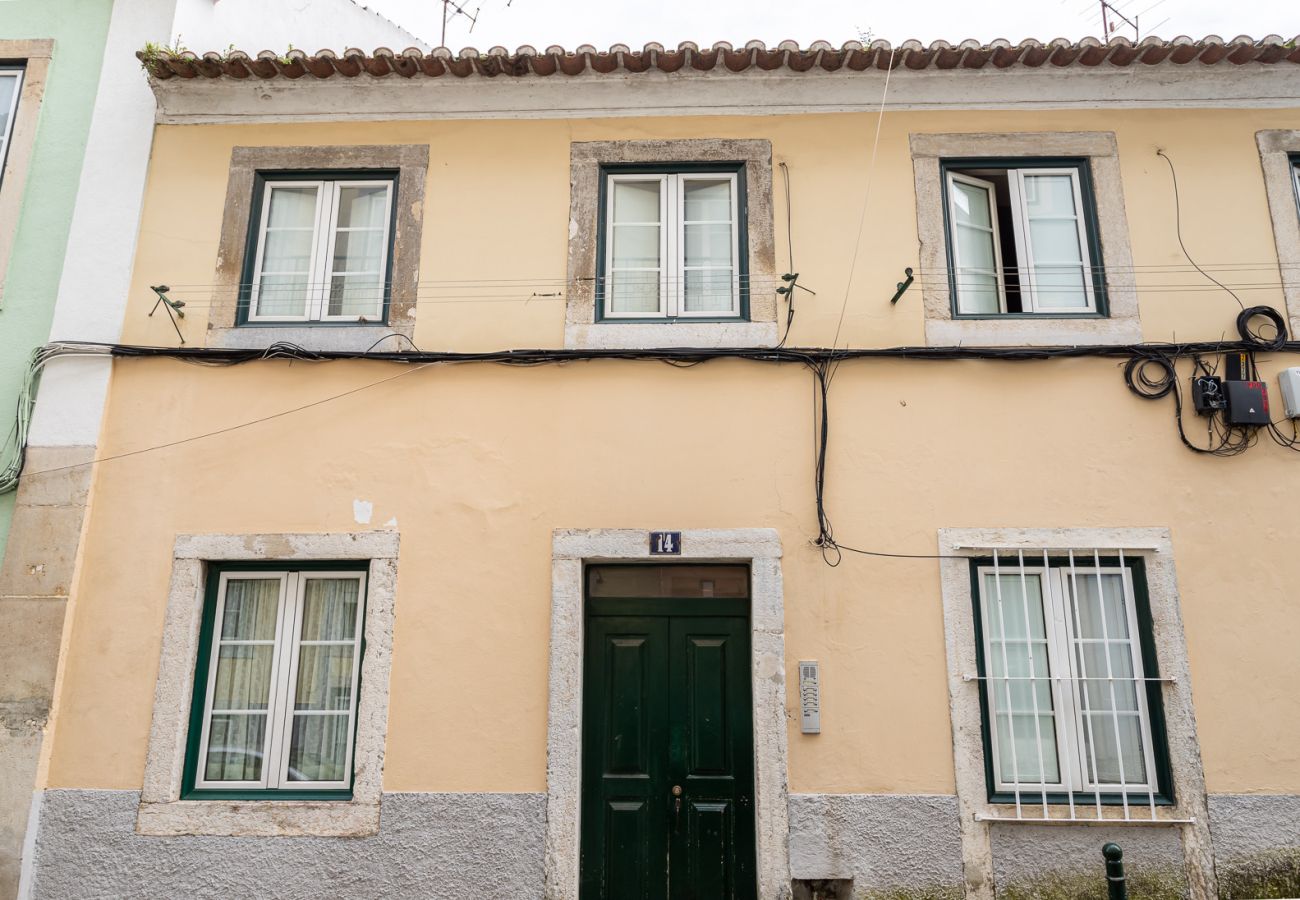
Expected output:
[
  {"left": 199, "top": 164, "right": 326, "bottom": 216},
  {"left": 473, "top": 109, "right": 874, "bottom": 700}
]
[
  {"left": 969, "top": 555, "right": 1174, "bottom": 807},
  {"left": 236, "top": 169, "right": 399, "bottom": 327},
  {"left": 181, "top": 560, "right": 370, "bottom": 801},
  {"left": 595, "top": 161, "right": 750, "bottom": 323},
  {"left": 940, "top": 157, "right": 1108, "bottom": 319}
]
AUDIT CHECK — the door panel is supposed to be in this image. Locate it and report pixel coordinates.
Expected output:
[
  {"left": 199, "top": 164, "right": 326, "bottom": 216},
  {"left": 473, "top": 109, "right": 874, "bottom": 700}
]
[
  {"left": 581, "top": 617, "right": 670, "bottom": 900},
  {"left": 581, "top": 594, "right": 756, "bottom": 900},
  {"left": 669, "top": 616, "right": 755, "bottom": 900}
]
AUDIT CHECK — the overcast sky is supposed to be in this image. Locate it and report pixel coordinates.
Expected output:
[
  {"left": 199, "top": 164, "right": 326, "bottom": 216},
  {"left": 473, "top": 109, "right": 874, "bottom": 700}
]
[{"left": 365, "top": 0, "right": 1298, "bottom": 51}]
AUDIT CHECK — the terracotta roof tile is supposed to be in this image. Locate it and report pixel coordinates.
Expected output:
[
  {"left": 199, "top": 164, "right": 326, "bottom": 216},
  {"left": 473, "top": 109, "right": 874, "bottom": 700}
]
[{"left": 138, "top": 36, "right": 1300, "bottom": 82}]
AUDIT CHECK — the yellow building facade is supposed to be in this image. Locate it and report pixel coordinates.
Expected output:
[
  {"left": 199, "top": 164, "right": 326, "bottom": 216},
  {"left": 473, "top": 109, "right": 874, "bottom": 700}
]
[{"left": 14, "top": 37, "right": 1300, "bottom": 899}]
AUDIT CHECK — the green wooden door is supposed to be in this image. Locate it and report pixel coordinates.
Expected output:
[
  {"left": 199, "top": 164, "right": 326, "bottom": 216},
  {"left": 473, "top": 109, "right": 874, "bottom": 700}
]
[{"left": 580, "top": 566, "right": 757, "bottom": 899}]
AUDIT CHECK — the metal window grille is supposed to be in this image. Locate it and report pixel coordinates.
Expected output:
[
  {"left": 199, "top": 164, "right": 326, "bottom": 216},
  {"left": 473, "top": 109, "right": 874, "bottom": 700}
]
[{"left": 963, "top": 547, "right": 1190, "bottom": 825}]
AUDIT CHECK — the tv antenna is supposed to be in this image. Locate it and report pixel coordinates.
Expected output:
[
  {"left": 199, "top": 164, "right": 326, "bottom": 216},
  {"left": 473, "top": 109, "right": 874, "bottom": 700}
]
[
  {"left": 439, "top": 0, "right": 480, "bottom": 47},
  {"left": 1087, "top": 0, "right": 1173, "bottom": 43}
]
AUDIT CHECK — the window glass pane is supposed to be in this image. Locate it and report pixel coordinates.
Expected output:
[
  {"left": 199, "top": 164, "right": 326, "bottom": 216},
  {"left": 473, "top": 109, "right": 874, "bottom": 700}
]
[
  {"left": 301, "top": 578, "right": 360, "bottom": 641},
  {"left": 1027, "top": 218, "right": 1084, "bottom": 263},
  {"left": 212, "top": 645, "right": 275, "bottom": 710},
  {"left": 608, "top": 272, "right": 660, "bottom": 314},
  {"left": 260, "top": 229, "right": 314, "bottom": 274},
  {"left": 1077, "top": 643, "right": 1139, "bottom": 711},
  {"left": 265, "top": 185, "right": 319, "bottom": 228},
  {"left": 995, "top": 714, "right": 1060, "bottom": 784},
  {"left": 983, "top": 573, "right": 1047, "bottom": 640},
  {"left": 331, "top": 229, "right": 385, "bottom": 274},
  {"left": 952, "top": 179, "right": 992, "bottom": 226},
  {"left": 0, "top": 74, "right": 16, "bottom": 135},
  {"left": 683, "top": 179, "right": 731, "bottom": 221},
  {"left": 587, "top": 565, "right": 749, "bottom": 599},
  {"left": 204, "top": 713, "right": 267, "bottom": 781},
  {"left": 611, "top": 223, "right": 660, "bottom": 269},
  {"left": 335, "top": 185, "right": 388, "bottom": 228},
  {"left": 255, "top": 274, "right": 311, "bottom": 317},
  {"left": 328, "top": 274, "right": 383, "bottom": 318},
  {"left": 1032, "top": 265, "right": 1090, "bottom": 309},
  {"left": 683, "top": 270, "right": 735, "bottom": 313},
  {"left": 1023, "top": 173, "right": 1078, "bottom": 217},
  {"left": 220, "top": 579, "right": 281, "bottom": 640},
  {"left": 956, "top": 272, "right": 1001, "bottom": 314},
  {"left": 294, "top": 646, "right": 355, "bottom": 710},
  {"left": 955, "top": 222, "right": 997, "bottom": 272},
  {"left": 1068, "top": 573, "right": 1129, "bottom": 640},
  {"left": 684, "top": 223, "right": 733, "bottom": 268},
  {"left": 286, "top": 714, "right": 350, "bottom": 782},
  {"left": 1083, "top": 713, "right": 1147, "bottom": 785},
  {"left": 612, "top": 180, "right": 660, "bottom": 223}
]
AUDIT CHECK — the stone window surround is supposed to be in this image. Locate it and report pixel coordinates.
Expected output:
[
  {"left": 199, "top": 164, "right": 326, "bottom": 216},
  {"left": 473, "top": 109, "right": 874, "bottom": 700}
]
[
  {"left": 0, "top": 41, "right": 52, "bottom": 308},
  {"left": 936, "top": 527, "right": 1216, "bottom": 900},
  {"left": 1256, "top": 131, "right": 1300, "bottom": 338},
  {"left": 565, "top": 139, "right": 778, "bottom": 350},
  {"left": 136, "top": 531, "right": 399, "bottom": 838},
  {"left": 545, "top": 528, "right": 790, "bottom": 899},
  {"left": 208, "top": 145, "right": 428, "bottom": 352},
  {"left": 911, "top": 132, "right": 1141, "bottom": 347}
]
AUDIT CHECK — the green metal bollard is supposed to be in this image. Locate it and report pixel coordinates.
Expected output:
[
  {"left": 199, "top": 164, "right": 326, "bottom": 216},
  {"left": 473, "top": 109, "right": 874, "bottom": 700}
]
[{"left": 1103, "top": 842, "right": 1128, "bottom": 900}]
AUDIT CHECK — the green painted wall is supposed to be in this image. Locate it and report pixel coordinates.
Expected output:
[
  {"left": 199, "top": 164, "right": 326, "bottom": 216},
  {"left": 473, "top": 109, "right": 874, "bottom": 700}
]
[{"left": 0, "top": 0, "right": 114, "bottom": 557}]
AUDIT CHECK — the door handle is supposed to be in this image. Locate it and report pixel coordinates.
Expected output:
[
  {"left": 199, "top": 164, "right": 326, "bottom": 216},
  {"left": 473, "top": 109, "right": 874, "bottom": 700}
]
[{"left": 672, "top": 784, "right": 683, "bottom": 824}]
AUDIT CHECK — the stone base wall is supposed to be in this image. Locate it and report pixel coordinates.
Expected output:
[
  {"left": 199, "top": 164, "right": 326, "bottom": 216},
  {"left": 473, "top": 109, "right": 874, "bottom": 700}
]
[
  {"left": 26, "top": 790, "right": 1300, "bottom": 898},
  {"left": 787, "top": 794, "right": 965, "bottom": 897},
  {"left": 1210, "top": 795, "right": 1300, "bottom": 899},
  {"left": 28, "top": 791, "right": 545, "bottom": 899}
]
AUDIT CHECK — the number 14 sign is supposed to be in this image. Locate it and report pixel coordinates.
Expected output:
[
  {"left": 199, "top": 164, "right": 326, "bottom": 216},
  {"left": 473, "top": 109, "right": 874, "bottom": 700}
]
[{"left": 649, "top": 531, "right": 682, "bottom": 555}]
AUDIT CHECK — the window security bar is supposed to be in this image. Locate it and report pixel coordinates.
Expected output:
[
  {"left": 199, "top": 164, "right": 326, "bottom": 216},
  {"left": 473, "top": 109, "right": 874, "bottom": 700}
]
[{"left": 968, "top": 547, "right": 1189, "bottom": 826}]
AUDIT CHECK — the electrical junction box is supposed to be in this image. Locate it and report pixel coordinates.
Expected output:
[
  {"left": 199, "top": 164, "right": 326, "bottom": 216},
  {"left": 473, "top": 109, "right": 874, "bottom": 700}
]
[
  {"left": 1279, "top": 368, "right": 1300, "bottom": 419},
  {"left": 1191, "top": 375, "right": 1226, "bottom": 416},
  {"left": 1225, "top": 380, "right": 1271, "bottom": 426}
]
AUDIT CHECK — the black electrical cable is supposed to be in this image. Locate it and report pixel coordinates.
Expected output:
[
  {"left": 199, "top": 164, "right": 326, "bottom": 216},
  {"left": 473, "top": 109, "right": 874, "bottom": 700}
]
[
  {"left": 1156, "top": 149, "right": 1246, "bottom": 311},
  {"left": 22, "top": 317, "right": 1300, "bottom": 565},
  {"left": 1236, "top": 305, "right": 1289, "bottom": 351}
]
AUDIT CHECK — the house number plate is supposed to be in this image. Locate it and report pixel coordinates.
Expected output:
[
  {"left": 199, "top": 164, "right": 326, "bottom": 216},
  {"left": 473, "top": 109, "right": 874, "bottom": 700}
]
[{"left": 649, "top": 531, "right": 682, "bottom": 555}]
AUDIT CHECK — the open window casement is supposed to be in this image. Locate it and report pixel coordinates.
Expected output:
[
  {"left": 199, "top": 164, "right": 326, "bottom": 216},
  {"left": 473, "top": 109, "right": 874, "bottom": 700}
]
[
  {"left": 602, "top": 172, "right": 741, "bottom": 320},
  {"left": 946, "top": 166, "right": 1097, "bottom": 316}
]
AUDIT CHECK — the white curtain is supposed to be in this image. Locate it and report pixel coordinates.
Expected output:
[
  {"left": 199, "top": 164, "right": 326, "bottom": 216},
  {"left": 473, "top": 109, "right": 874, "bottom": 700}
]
[
  {"left": 327, "top": 185, "right": 388, "bottom": 318},
  {"left": 984, "top": 572, "right": 1060, "bottom": 784},
  {"left": 256, "top": 186, "right": 319, "bottom": 317},
  {"left": 1068, "top": 573, "right": 1146, "bottom": 785},
  {"left": 205, "top": 578, "right": 281, "bottom": 781},
  {"left": 608, "top": 180, "right": 662, "bottom": 313},
  {"left": 287, "top": 578, "right": 359, "bottom": 782},
  {"left": 681, "top": 179, "right": 735, "bottom": 313}
]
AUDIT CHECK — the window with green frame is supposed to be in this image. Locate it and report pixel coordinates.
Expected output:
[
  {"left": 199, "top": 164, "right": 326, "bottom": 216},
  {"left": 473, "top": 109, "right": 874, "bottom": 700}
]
[
  {"left": 942, "top": 158, "right": 1106, "bottom": 318},
  {"left": 595, "top": 162, "right": 749, "bottom": 322},
  {"left": 182, "top": 561, "right": 369, "bottom": 800},
  {"left": 238, "top": 170, "right": 398, "bottom": 326},
  {"left": 969, "top": 555, "right": 1174, "bottom": 806}
]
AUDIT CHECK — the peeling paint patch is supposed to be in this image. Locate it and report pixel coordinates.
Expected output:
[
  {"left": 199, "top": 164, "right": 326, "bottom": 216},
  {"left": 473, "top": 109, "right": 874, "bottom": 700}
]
[
  {"left": 383, "top": 517, "right": 398, "bottom": 528},
  {"left": 352, "top": 499, "right": 373, "bottom": 525}
]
